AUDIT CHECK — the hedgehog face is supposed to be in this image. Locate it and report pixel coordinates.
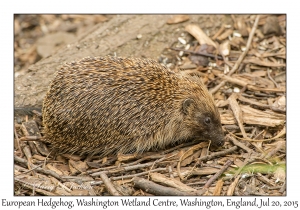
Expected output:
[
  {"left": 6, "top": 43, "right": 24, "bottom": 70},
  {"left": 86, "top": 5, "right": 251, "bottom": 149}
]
[{"left": 182, "top": 98, "right": 224, "bottom": 148}]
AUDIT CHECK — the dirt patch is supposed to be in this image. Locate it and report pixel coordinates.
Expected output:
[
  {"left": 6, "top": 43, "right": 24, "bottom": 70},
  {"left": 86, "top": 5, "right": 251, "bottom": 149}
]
[
  {"left": 14, "top": 14, "right": 225, "bottom": 107},
  {"left": 14, "top": 14, "right": 286, "bottom": 196}
]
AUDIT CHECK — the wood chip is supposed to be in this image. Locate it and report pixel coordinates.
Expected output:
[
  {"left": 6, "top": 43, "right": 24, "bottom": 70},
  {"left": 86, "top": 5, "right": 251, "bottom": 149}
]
[
  {"left": 167, "top": 15, "right": 190, "bottom": 24},
  {"left": 185, "top": 24, "right": 217, "bottom": 48},
  {"left": 150, "top": 172, "right": 197, "bottom": 192}
]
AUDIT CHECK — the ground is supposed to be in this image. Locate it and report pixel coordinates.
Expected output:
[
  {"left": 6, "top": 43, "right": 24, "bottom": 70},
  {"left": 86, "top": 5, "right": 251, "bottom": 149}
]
[{"left": 14, "top": 14, "right": 286, "bottom": 196}]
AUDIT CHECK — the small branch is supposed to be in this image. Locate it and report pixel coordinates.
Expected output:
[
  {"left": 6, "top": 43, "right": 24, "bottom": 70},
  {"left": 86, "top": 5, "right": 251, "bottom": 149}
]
[
  {"left": 91, "top": 168, "right": 166, "bottom": 186},
  {"left": 198, "top": 160, "right": 233, "bottom": 195},
  {"left": 160, "top": 141, "right": 199, "bottom": 154},
  {"left": 227, "top": 134, "right": 254, "bottom": 154},
  {"left": 264, "top": 140, "right": 285, "bottom": 159},
  {"left": 14, "top": 155, "right": 64, "bottom": 182},
  {"left": 132, "top": 177, "right": 194, "bottom": 196},
  {"left": 210, "top": 15, "right": 260, "bottom": 95},
  {"left": 124, "top": 154, "right": 165, "bottom": 166},
  {"left": 170, "top": 47, "right": 223, "bottom": 60},
  {"left": 15, "top": 164, "right": 44, "bottom": 177},
  {"left": 15, "top": 178, "right": 57, "bottom": 196},
  {"left": 267, "top": 69, "right": 279, "bottom": 88},
  {"left": 256, "top": 173, "right": 275, "bottom": 187},
  {"left": 99, "top": 172, "right": 121, "bottom": 196},
  {"left": 197, "top": 146, "right": 238, "bottom": 162},
  {"left": 19, "top": 136, "right": 44, "bottom": 141},
  {"left": 177, "top": 142, "right": 208, "bottom": 180},
  {"left": 228, "top": 93, "right": 248, "bottom": 139},
  {"left": 91, "top": 157, "right": 166, "bottom": 176},
  {"left": 217, "top": 74, "right": 285, "bottom": 93},
  {"left": 14, "top": 126, "right": 22, "bottom": 155},
  {"left": 150, "top": 172, "right": 197, "bottom": 192},
  {"left": 233, "top": 156, "right": 253, "bottom": 177}
]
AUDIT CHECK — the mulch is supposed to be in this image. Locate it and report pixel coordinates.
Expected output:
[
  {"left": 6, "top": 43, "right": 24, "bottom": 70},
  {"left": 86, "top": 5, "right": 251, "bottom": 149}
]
[{"left": 14, "top": 14, "right": 286, "bottom": 196}]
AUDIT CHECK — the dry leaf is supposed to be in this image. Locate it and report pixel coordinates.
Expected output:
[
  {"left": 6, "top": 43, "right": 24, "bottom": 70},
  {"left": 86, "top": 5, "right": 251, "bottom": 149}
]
[
  {"left": 263, "top": 16, "right": 282, "bottom": 35},
  {"left": 181, "top": 150, "right": 201, "bottom": 166},
  {"left": 189, "top": 44, "right": 216, "bottom": 66}
]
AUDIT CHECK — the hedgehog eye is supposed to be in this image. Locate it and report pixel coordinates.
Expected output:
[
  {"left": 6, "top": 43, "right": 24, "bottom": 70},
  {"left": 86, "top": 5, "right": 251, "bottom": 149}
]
[{"left": 204, "top": 117, "right": 211, "bottom": 125}]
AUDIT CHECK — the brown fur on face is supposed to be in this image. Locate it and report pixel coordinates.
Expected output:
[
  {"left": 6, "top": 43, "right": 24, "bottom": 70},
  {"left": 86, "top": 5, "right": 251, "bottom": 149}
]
[{"left": 42, "top": 56, "right": 224, "bottom": 156}]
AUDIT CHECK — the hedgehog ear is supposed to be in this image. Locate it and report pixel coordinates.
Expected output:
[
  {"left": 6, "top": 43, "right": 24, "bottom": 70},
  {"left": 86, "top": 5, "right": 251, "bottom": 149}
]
[{"left": 182, "top": 98, "right": 195, "bottom": 115}]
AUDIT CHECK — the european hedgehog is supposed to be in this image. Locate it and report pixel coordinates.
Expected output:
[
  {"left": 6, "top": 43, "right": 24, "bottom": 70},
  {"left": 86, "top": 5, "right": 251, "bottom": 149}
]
[{"left": 42, "top": 56, "right": 224, "bottom": 156}]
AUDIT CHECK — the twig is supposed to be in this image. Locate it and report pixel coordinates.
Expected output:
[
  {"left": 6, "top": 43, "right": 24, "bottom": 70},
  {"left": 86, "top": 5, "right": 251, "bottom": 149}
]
[
  {"left": 197, "top": 146, "right": 238, "bottom": 162},
  {"left": 228, "top": 93, "right": 248, "bottom": 139},
  {"left": 267, "top": 69, "right": 279, "bottom": 88},
  {"left": 14, "top": 164, "right": 43, "bottom": 177},
  {"left": 210, "top": 15, "right": 260, "bottom": 95},
  {"left": 147, "top": 156, "right": 166, "bottom": 179},
  {"left": 87, "top": 164, "right": 118, "bottom": 175},
  {"left": 151, "top": 172, "right": 197, "bottom": 192},
  {"left": 50, "top": 177, "right": 72, "bottom": 193},
  {"left": 94, "top": 146, "right": 189, "bottom": 177},
  {"left": 227, "top": 126, "right": 286, "bottom": 142},
  {"left": 91, "top": 157, "right": 166, "bottom": 176},
  {"left": 217, "top": 74, "right": 285, "bottom": 93},
  {"left": 132, "top": 177, "right": 194, "bottom": 196},
  {"left": 227, "top": 135, "right": 254, "bottom": 153},
  {"left": 177, "top": 142, "right": 208, "bottom": 180},
  {"left": 14, "top": 155, "right": 65, "bottom": 181},
  {"left": 238, "top": 95, "right": 270, "bottom": 109},
  {"left": 233, "top": 156, "right": 253, "bottom": 177},
  {"left": 223, "top": 125, "right": 254, "bottom": 132},
  {"left": 160, "top": 141, "right": 199, "bottom": 154},
  {"left": 14, "top": 164, "right": 30, "bottom": 173},
  {"left": 15, "top": 178, "right": 57, "bottom": 196},
  {"left": 170, "top": 47, "right": 223, "bottom": 60},
  {"left": 186, "top": 181, "right": 207, "bottom": 186},
  {"left": 212, "top": 25, "right": 226, "bottom": 40},
  {"left": 19, "top": 136, "right": 44, "bottom": 141},
  {"left": 60, "top": 176, "right": 94, "bottom": 183},
  {"left": 256, "top": 173, "right": 275, "bottom": 187},
  {"left": 91, "top": 168, "right": 167, "bottom": 186},
  {"left": 198, "top": 160, "right": 233, "bottom": 195},
  {"left": 99, "top": 171, "right": 121, "bottom": 196},
  {"left": 263, "top": 140, "right": 285, "bottom": 159},
  {"left": 124, "top": 154, "right": 165, "bottom": 166},
  {"left": 90, "top": 156, "right": 118, "bottom": 165},
  {"left": 14, "top": 126, "right": 22, "bottom": 155}
]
